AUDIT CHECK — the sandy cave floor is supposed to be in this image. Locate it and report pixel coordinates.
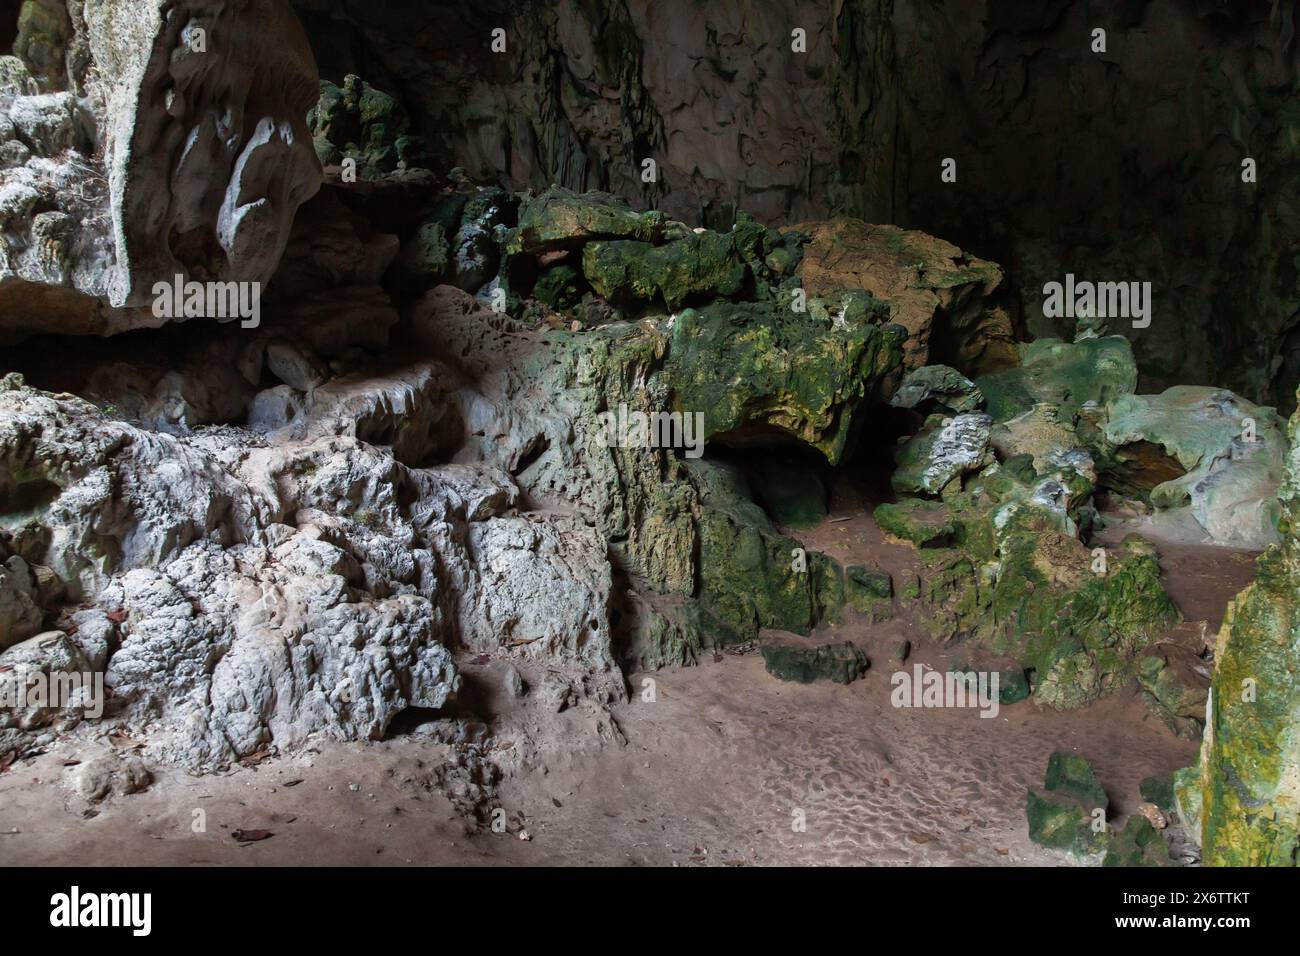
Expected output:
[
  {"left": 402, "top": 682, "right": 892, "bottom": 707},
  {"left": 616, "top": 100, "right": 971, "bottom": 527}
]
[{"left": 0, "top": 479, "right": 1259, "bottom": 867}]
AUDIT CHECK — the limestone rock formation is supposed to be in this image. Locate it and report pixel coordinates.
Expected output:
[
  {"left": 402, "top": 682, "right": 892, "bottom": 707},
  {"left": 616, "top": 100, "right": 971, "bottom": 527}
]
[
  {"left": 891, "top": 412, "right": 994, "bottom": 496},
  {"left": 2, "top": 0, "right": 323, "bottom": 342},
  {"left": 1102, "top": 815, "right": 1175, "bottom": 867},
  {"left": 881, "top": 408, "right": 1183, "bottom": 713},
  {"left": 308, "top": 74, "right": 427, "bottom": 179},
  {"left": 0, "top": 2, "right": 1293, "bottom": 870},
  {"left": 976, "top": 336, "right": 1138, "bottom": 424},
  {"left": 890, "top": 364, "right": 984, "bottom": 415},
  {"left": 795, "top": 220, "right": 1016, "bottom": 375},
  {"left": 1105, "top": 387, "right": 1285, "bottom": 548},
  {"left": 1190, "top": 400, "right": 1300, "bottom": 864}
]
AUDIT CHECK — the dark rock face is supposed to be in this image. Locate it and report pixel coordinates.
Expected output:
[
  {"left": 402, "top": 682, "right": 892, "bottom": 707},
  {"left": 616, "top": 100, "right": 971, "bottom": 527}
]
[{"left": 290, "top": 0, "right": 1299, "bottom": 409}]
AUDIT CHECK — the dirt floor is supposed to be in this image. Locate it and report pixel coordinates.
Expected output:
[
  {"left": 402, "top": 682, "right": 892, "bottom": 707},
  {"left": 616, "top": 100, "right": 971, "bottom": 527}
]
[{"left": 0, "top": 477, "right": 1257, "bottom": 867}]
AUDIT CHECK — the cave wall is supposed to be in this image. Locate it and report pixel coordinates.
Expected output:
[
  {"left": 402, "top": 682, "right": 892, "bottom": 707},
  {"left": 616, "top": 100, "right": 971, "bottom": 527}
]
[
  {"left": 290, "top": 0, "right": 1300, "bottom": 410},
  {"left": 1, "top": 0, "right": 323, "bottom": 341}
]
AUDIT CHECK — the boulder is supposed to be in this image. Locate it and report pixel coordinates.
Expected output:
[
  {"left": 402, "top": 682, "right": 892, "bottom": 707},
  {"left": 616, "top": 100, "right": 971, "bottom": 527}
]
[
  {"left": 507, "top": 186, "right": 664, "bottom": 254},
  {"left": 1104, "top": 386, "right": 1285, "bottom": 548},
  {"left": 1102, "top": 815, "right": 1176, "bottom": 867},
  {"left": 666, "top": 299, "right": 905, "bottom": 465},
  {"left": 891, "top": 413, "right": 994, "bottom": 495},
  {"left": 976, "top": 336, "right": 1138, "bottom": 423},
  {"left": 0, "top": 629, "right": 95, "bottom": 731},
  {"left": 0, "top": 555, "right": 44, "bottom": 649},
  {"left": 1194, "top": 529, "right": 1300, "bottom": 865},
  {"left": 874, "top": 499, "right": 955, "bottom": 546},
  {"left": 760, "top": 638, "right": 869, "bottom": 685},
  {"left": 890, "top": 364, "right": 984, "bottom": 414},
  {"left": 794, "top": 219, "right": 1015, "bottom": 375},
  {"left": 1026, "top": 751, "right": 1109, "bottom": 858},
  {"left": 308, "top": 74, "right": 427, "bottom": 178},
  {"left": 1140, "top": 772, "right": 1177, "bottom": 814}
]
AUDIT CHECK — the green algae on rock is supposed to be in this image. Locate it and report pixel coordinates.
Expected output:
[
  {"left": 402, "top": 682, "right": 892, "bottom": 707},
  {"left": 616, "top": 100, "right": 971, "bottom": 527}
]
[
  {"left": 760, "top": 638, "right": 869, "bottom": 685},
  {"left": 1027, "top": 751, "right": 1109, "bottom": 858},
  {"left": 1182, "top": 386, "right": 1300, "bottom": 866},
  {"left": 507, "top": 186, "right": 665, "bottom": 255},
  {"left": 948, "top": 664, "right": 1030, "bottom": 705},
  {"left": 687, "top": 459, "right": 842, "bottom": 645},
  {"left": 532, "top": 264, "right": 586, "bottom": 312},
  {"left": 1140, "top": 772, "right": 1178, "bottom": 814},
  {"left": 583, "top": 232, "right": 747, "bottom": 309},
  {"left": 1196, "top": 537, "right": 1300, "bottom": 866},
  {"left": 976, "top": 336, "right": 1138, "bottom": 423},
  {"left": 892, "top": 453, "right": 1179, "bottom": 710},
  {"left": 1103, "top": 815, "right": 1176, "bottom": 867},
  {"left": 1135, "top": 652, "right": 1208, "bottom": 740},
  {"left": 665, "top": 300, "right": 905, "bottom": 465},
  {"left": 309, "top": 75, "right": 426, "bottom": 178},
  {"left": 874, "top": 499, "right": 955, "bottom": 546}
]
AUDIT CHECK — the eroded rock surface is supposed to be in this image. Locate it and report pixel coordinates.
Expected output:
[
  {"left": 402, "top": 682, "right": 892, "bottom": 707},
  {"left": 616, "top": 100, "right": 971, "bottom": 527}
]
[{"left": 2, "top": 0, "right": 323, "bottom": 341}]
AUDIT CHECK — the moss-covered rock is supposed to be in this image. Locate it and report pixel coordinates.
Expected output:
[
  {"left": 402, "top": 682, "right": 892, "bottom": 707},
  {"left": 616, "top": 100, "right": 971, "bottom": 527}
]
[
  {"left": 874, "top": 499, "right": 955, "bottom": 546},
  {"left": 949, "top": 664, "right": 1030, "bottom": 704},
  {"left": 846, "top": 563, "right": 892, "bottom": 600},
  {"left": 687, "top": 459, "right": 841, "bottom": 643},
  {"left": 760, "top": 638, "right": 869, "bottom": 685},
  {"left": 994, "top": 529, "right": 1179, "bottom": 710},
  {"left": 1027, "top": 751, "right": 1109, "bottom": 858},
  {"left": 533, "top": 264, "right": 586, "bottom": 312},
  {"left": 1135, "top": 653, "right": 1208, "bottom": 740},
  {"left": 976, "top": 336, "right": 1138, "bottom": 423},
  {"left": 896, "top": 454, "right": 1179, "bottom": 710},
  {"left": 393, "top": 221, "right": 451, "bottom": 290},
  {"left": 1196, "top": 537, "right": 1300, "bottom": 866},
  {"left": 309, "top": 75, "right": 426, "bottom": 179},
  {"left": 665, "top": 300, "right": 905, "bottom": 465},
  {"left": 1173, "top": 761, "right": 1203, "bottom": 838},
  {"left": 1045, "top": 751, "right": 1108, "bottom": 806},
  {"left": 507, "top": 186, "right": 665, "bottom": 255},
  {"left": 583, "top": 233, "right": 748, "bottom": 310},
  {"left": 1103, "top": 815, "right": 1176, "bottom": 867},
  {"left": 1027, "top": 789, "right": 1106, "bottom": 857},
  {"left": 844, "top": 563, "right": 893, "bottom": 618},
  {"left": 1140, "top": 772, "right": 1177, "bottom": 814},
  {"left": 1178, "top": 384, "right": 1300, "bottom": 865}
]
